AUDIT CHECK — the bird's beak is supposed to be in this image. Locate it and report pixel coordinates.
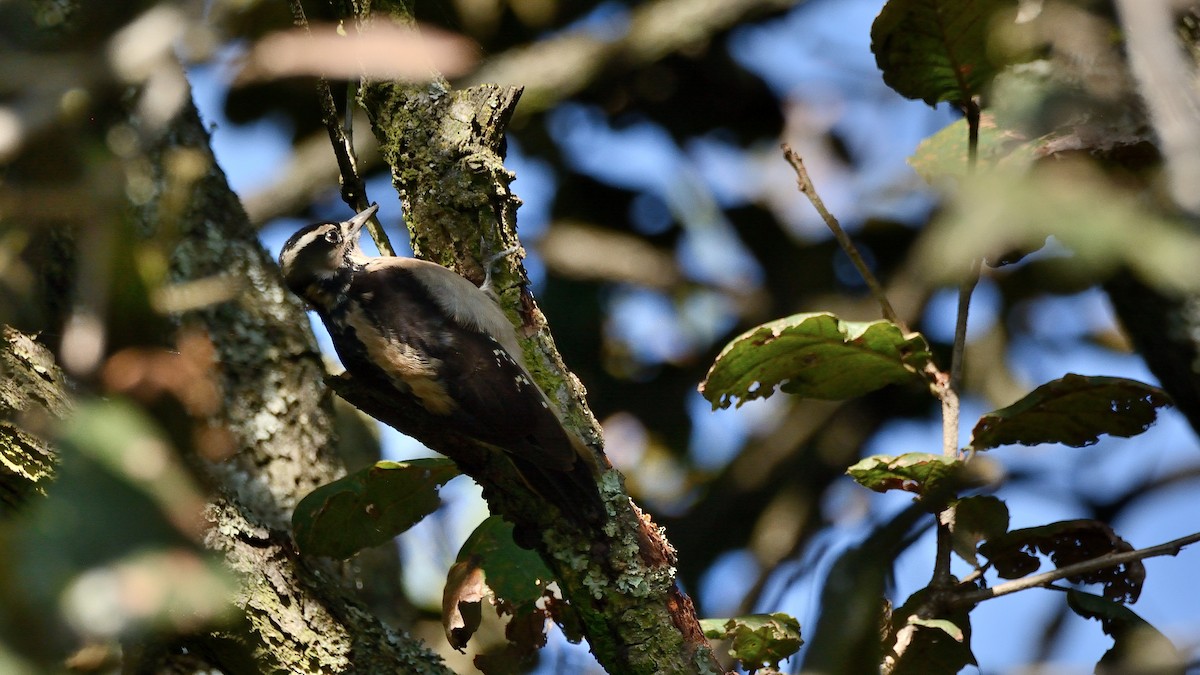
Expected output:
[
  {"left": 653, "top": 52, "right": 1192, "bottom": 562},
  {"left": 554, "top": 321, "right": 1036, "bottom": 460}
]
[{"left": 341, "top": 203, "right": 379, "bottom": 242}]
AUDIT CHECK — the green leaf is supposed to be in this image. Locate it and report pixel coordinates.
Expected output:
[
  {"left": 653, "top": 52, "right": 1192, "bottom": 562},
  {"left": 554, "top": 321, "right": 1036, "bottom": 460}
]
[
  {"left": 700, "top": 313, "right": 932, "bottom": 409},
  {"left": 980, "top": 520, "right": 1143, "bottom": 602},
  {"left": 909, "top": 617, "right": 965, "bottom": 642},
  {"left": 945, "top": 496, "right": 1009, "bottom": 567},
  {"left": 443, "top": 517, "right": 559, "bottom": 652},
  {"left": 700, "top": 613, "right": 803, "bottom": 670},
  {"left": 292, "top": 458, "right": 459, "bottom": 559},
  {"left": 800, "top": 505, "right": 925, "bottom": 673},
  {"left": 60, "top": 399, "right": 209, "bottom": 534},
  {"left": 970, "top": 374, "right": 1171, "bottom": 451},
  {"left": 456, "top": 516, "right": 555, "bottom": 607},
  {"left": 847, "top": 453, "right": 981, "bottom": 506},
  {"left": 1067, "top": 590, "right": 1185, "bottom": 674},
  {"left": 871, "top": 0, "right": 1021, "bottom": 105}
]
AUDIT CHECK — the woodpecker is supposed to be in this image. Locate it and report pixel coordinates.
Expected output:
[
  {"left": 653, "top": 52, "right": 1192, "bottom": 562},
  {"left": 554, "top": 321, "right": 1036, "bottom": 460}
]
[{"left": 278, "top": 203, "right": 604, "bottom": 528}]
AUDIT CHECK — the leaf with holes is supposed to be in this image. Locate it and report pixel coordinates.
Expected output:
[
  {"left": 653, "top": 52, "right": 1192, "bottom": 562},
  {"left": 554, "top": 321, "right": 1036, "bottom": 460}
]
[
  {"left": 292, "top": 458, "right": 459, "bottom": 559},
  {"left": 970, "top": 374, "right": 1171, "bottom": 451},
  {"left": 980, "top": 520, "right": 1144, "bottom": 602},
  {"left": 700, "top": 313, "right": 932, "bottom": 409},
  {"left": 701, "top": 613, "right": 803, "bottom": 670},
  {"left": 872, "top": 0, "right": 1022, "bottom": 105},
  {"left": 444, "top": 517, "right": 559, "bottom": 653},
  {"left": 848, "top": 453, "right": 988, "bottom": 508},
  {"left": 457, "top": 516, "right": 556, "bottom": 607}
]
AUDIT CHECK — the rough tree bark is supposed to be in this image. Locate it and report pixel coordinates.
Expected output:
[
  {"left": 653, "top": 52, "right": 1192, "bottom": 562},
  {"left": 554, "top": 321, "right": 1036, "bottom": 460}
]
[
  {"left": 137, "top": 96, "right": 455, "bottom": 673},
  {"left": 341, "top": 76, "right": 723, "bottom": 673}
]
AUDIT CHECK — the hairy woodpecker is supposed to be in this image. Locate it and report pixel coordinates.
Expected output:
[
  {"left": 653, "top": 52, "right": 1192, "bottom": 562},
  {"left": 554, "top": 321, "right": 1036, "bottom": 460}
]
[{"left": 278, "top": 203, "right": 604, "bottom": 527}]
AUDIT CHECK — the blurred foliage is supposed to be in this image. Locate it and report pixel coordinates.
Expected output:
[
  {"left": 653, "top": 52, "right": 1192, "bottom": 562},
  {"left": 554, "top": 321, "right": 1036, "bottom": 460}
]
[{"left": 3, "top": 0, "right": 1200, "bottom": 671}]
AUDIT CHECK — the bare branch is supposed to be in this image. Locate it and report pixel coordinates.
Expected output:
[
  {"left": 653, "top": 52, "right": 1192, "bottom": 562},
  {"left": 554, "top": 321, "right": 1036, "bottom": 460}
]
[
  {"left": 782, "top": 144, "right": 900, "bottom": 325},
  {"left": 285, "top": 0, "right": 395, "bottom": 255},
  {"left": 954, "top": 530, "right": 1200, "bottom": 606}
]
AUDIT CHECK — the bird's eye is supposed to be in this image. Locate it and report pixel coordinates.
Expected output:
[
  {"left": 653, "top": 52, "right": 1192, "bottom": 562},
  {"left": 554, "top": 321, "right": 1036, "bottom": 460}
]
[{"left": 324, "top": 230, "right": 340, "bottom": 244}]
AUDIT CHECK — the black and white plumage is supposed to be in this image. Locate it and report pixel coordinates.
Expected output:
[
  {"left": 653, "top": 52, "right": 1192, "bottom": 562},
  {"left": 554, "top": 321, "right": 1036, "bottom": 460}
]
[{"left": 279, "top": 203, "right": 603, "bottom": 526}]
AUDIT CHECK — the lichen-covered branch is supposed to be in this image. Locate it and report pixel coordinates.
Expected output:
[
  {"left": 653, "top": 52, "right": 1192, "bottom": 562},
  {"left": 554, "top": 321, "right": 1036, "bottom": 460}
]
[{"left": 357, "top": 67, "right": 723, "bottom": 675}]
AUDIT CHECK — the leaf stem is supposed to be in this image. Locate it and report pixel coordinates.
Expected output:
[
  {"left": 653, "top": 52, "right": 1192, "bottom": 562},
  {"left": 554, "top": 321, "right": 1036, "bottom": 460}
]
[
  {"left": 933, "top": 100, "right": 986, "bottom": 598},
  {"left": 953, "top": 530, "right": 1200, "bottom": 606},
  {"left": 944, "top": 101, "right": 983, "bottom": 450},
  {"left": 949, "top": 260, "right": 980, "bottom": 396},
  {"left": 782, "top": 144, "right": 899, "bottom": 326}
]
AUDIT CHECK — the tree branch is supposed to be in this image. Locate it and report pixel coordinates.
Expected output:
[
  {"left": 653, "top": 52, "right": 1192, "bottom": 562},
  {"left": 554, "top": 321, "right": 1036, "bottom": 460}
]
[
  {"left": 781, "top": 144, "right": 900, "bottom": 326},
  {"left": 356, "top": 37, "right": 723, "bottom": 675},
  {"left": 954, "top": 530, "right": 1200, "bottom": 606}
]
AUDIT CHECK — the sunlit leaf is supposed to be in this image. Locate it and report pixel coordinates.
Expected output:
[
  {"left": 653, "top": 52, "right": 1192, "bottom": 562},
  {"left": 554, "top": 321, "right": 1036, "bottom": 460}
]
[
  {"left": 292, "top": 458, "right": 459, "bottom": 559},
  {"left": 970, "top": 374, "right": 1171, "bottom": 450},
  {"left": 871, "top": 0, "right": 1021, "bottom": 105},
  {"left": 700, "top": 613, "right": 803, "bottom": 670},
  {"left": 443, "top": 558, "right": 486, "bottom": 652},
  {"left": 980, "top": 520, "right": 1143, "bottom": 602},
  {"left": 908, "top": 114, "right": 1035, "bottom": 183},
  {"left": 847, "top": 453, "right": 992, "bottom": 508},
  {"left": 700, "top": 313, "right": 932, "bottom": 409},
  {"left": 909, "top": 617, "right": 964, "bottom": 642}
]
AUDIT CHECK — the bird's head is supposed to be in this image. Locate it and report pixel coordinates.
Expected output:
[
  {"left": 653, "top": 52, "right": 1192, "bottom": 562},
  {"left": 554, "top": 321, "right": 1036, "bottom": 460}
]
[{"left": 278, "top": 203, "right": 378, "bottom": 301}]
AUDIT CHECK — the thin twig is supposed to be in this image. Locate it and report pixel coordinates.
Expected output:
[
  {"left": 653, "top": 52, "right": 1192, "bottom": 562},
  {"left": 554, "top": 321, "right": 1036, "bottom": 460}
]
[
  {"left": 782, "top": 144, "right": 900, "bottom": 326},
  {"left": 286, "top": 0, "right": 395, "bottom": 256},
  {"left": 949, "top": 260, "right": 980, "bottom": 396},
  {"left": 953, "top": 530, "right": 1200, "bottom": 606},
  {"left": 933, "top": 100, "right": 986, "bottom": 601},
  {"left": 944, "top": 101, "right": 984, "bottom": 449},
  {"left": 939, "top": 385, "right": 959, "bottom": 457}
]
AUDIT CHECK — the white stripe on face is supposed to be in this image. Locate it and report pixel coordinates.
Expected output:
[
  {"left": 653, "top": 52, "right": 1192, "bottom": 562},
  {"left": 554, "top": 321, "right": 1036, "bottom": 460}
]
[{"left": 279, "top": 225, "right": 334, "bottom": 275}]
